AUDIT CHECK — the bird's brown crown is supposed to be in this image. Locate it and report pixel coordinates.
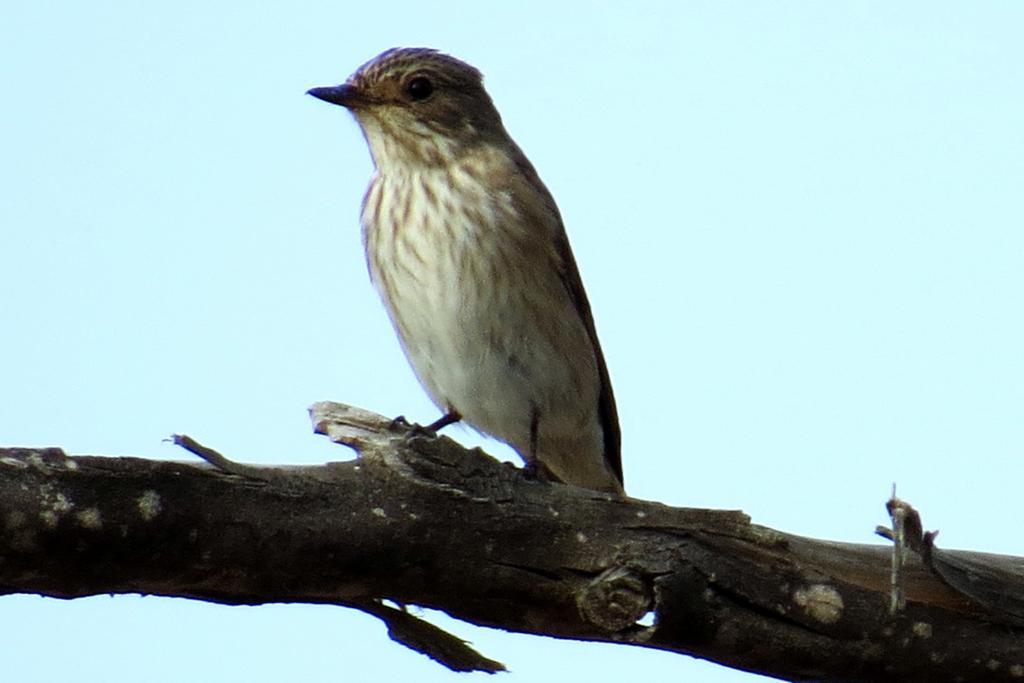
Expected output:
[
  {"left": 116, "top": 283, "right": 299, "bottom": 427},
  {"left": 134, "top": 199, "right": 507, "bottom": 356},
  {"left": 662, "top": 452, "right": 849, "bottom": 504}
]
[{"left": 350, "top": 48, "right": 484, "bottom": 97}]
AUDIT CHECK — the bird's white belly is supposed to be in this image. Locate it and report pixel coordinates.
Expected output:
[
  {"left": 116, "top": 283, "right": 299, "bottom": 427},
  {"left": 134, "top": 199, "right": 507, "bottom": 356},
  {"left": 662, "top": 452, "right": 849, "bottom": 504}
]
[
  {"left": 381, "top": 248, "right": 564, "bottom": 447},
  {"left": 363, "top": 167, "right": 600, "bottom": 460}
]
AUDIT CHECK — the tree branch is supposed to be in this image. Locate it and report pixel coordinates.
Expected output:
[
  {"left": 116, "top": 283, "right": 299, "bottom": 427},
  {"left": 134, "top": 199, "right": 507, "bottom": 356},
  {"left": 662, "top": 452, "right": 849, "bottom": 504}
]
[{"left": 1, "top": 401, "right": 1023, "bottom": 681}]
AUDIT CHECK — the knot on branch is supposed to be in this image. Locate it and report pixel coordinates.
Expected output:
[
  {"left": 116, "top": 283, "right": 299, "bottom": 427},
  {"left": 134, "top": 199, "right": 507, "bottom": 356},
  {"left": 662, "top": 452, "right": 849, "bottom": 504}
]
[{"left": 578, "top": 566, "right": 653, "bottom": 633}]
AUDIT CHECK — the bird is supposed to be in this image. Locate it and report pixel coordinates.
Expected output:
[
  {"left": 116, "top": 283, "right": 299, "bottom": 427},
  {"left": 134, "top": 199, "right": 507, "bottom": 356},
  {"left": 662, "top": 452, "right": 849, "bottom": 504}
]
[{"left": 308, "top": 48, "right": 623, "bottom": 495}]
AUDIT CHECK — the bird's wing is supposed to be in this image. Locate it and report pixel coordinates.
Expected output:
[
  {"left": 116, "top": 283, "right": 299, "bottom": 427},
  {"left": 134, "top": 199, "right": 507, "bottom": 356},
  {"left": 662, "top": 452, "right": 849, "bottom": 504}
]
[{"left": 509, "top": 152, "right": 623, "bottom": 486}]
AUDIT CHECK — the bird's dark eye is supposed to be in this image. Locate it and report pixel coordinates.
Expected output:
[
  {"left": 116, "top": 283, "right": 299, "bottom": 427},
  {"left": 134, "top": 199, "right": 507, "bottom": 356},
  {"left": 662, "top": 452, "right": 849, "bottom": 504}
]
[{"left": 406, "top": 76, "right": 434, "bottom": 101}]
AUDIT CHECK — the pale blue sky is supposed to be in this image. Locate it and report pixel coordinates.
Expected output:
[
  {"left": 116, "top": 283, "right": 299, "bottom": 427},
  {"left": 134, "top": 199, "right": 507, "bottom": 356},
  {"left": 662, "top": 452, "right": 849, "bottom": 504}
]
[{"left": 3, "top": 3, "right": 1022, "bottom": 682}]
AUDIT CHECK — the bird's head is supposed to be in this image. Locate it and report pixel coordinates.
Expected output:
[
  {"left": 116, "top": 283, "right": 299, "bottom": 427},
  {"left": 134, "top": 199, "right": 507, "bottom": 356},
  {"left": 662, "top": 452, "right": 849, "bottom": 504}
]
[{"left": 309, "top": 48, "right": 509, "bottom": 168}]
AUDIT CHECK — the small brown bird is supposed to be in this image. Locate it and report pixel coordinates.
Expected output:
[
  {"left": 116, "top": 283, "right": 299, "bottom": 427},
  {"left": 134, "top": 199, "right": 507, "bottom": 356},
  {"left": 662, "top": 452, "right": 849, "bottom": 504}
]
[{"left": 309, "top": 48, "right": 623, "bottom": 494}]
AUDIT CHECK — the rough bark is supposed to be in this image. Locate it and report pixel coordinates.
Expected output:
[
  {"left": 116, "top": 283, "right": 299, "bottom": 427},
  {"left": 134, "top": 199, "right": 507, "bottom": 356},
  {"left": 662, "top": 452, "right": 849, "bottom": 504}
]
[{"left": 1, "top": 401, "right": 1023, "bottom": 681}]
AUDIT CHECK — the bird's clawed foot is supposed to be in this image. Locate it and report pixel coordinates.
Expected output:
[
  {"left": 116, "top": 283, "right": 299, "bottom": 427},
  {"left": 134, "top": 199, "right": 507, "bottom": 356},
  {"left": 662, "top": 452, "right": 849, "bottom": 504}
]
[
  {"left": 520, "top": 459, "right": 559, "bottom": 484},
  {"left": 388, "top": 415, "right": 413, "bottom": 432},
  {"left": 520, "top": 460, "right": 542, "bottom": 481}
]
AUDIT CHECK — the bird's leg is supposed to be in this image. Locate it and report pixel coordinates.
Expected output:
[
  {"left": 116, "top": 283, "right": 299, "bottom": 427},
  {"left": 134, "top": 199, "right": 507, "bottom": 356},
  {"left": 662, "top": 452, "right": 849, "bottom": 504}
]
[
  {"left": 424, "top": 409, "right": 461, "bottom": 433},
  {"left": 392, "top": 409, "right": 459, "bottom": 437},
  {"left": 528, "top": 407, "right": 540, "bottom": 463},
  {"left": 397, "top": 409, "right": 460, "bottom": 442},
  {"left": 520, "top": 407, "right": 547, "bottom": 480}
]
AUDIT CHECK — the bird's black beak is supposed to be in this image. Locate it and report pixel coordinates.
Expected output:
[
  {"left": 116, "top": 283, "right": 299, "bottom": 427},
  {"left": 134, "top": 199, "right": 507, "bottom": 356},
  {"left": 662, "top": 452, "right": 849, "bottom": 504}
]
[{"left": 307, "top": 84, "right": 366, "bottom": 109}]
